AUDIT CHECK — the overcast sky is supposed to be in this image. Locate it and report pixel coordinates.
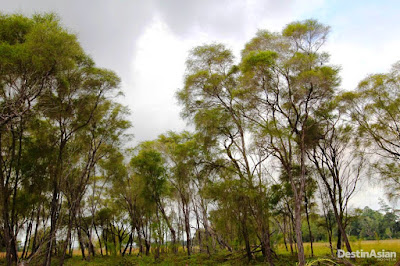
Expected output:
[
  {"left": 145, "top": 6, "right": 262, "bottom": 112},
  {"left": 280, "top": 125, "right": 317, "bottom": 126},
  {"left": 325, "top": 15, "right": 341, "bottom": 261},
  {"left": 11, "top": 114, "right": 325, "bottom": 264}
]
[{"left": 1, "top": 0, "right": 399, "bottom": 210}]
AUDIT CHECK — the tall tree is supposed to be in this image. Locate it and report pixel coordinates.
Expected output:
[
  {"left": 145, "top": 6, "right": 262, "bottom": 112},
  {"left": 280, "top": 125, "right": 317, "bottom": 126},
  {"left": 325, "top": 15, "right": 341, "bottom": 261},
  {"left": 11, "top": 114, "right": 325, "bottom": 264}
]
[
  {"left": 344, "top": 62, "right": 400, "bottom": 200},
  {"left": 157, "top": 131, "right": 198, "bottom": 256},
  {"left": 130, "top": 142, "right": 178, "bottom": 254},
  {"left": 177, "top": 44, "right": 274, "bottom": 263},
  {"left": 0, "top": 13, "right": 83, "bottom": 265},
  {"left": 308, "top": 109, "right": 365, "bottom": 255},
  {"left": 239, "top": 20, "right": 338, "bottom": 265},
  {"left": 58, "top": 102, "right": 130, "bottom": 264},
  {"left": 39, "top": 55, "right": 121, "bottom": 266}
]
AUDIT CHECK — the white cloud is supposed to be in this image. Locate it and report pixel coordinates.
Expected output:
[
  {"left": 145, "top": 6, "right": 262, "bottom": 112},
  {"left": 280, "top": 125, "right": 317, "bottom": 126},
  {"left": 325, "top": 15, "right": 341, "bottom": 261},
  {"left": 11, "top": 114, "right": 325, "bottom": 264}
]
[{"left": 126, "top": 18, "right": 191, "bottom": 143}]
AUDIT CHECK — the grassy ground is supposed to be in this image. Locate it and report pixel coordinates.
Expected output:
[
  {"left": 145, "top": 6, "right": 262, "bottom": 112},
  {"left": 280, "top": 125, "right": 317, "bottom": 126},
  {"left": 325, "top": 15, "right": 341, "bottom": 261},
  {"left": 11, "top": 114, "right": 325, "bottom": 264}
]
[
  {"left": 1, "top": 240, "right": 399, "bottom": 265},
  {"left": 277, "top": 239, "right": 400, "bottom": 256}
]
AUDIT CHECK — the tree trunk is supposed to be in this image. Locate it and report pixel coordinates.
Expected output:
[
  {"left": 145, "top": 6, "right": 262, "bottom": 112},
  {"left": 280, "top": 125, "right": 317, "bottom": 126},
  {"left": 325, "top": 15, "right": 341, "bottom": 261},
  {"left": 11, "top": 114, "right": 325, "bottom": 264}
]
[
  {"left": 129, "top": 234, "right": 133, "bottom": 255},
  {"left": 94, "top": 224, "right": 103, "bottom": 256},
  {"left": 77, "top": 225, "right": 86, "bottom": 260},
  {"left": 103, "top": 229, "right": 108, "bottom": 255},
  {"left": 283, "top": 216, "right": 288, "bottom": 252},
  {"left": 261, "top": 220, "right": 274, "bottom": 265},
  {"left": 44, "top": 185, "right": 59, "bottom": 266},
  {"left": 0, "top": 132, "right": 20, "bottom": 266},
  {"left": 328, "top": 230, "right": 334, "bottom": 256},
  {"left": 304, "top": 195, "right": 314, "bottom": 257},
  {"left": 194, "top": 205, "right": 202, "bottom": 253},
  {"left": 201, "top": 200, "right": 211, "bottom": 256},
  {"left": 88, "top": 231, "right": 95, "bottom": 258},
  {"left": 336, "top": 228, "right": 342, "bottom": 253},
  {"left": 31, "top": 206, "right": 41, "bottom": 254},
  {"left": 4, "top": 225, "right": 18, "bottom": 266},
  {"left": 136, "top": 225, "right": 143, "bottom": 255},
  {"left": 60, "top": 206, "right": 75, "bottom": 266},
  {"left": 158, "top": 201, "right": 177, "bottom": 254},
  {"left": 22, "top": 213, "right": 33, "bottom": 259},
  {"left": 330, "top": 201, "right": 352, "bottom": 254},
  {"left": 294, "top": 196, "right": 306, "bottom": 266},
  {"left": 122, "top": 232, "right": 133, "bottom": 256},
  {"left": 253, "top": 203, "right": 274, "bottom": 265},
  {"left": 144, "top": 238, "right": 150, "bottom": 256},
  {"left": 45, "top": 138, "right": 66, "bottom": 266},
  {"left": 241, "top": 209, "right": 252, "bottom": 261},
  {"left": 182, "top": 200, "right": 191, "bottom": 256}
]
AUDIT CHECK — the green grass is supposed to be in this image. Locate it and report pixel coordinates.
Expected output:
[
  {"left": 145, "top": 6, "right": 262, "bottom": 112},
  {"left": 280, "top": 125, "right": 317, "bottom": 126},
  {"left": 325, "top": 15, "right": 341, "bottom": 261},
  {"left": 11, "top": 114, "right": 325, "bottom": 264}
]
[
  {"left": 277, "top": 239, "right": 400, "bottom": 256},
  {"left": 277, "top": 239, "right": 400, "bottom": 266},
  {"left": 59, "top": 252, "right": 235, "bottom": 266},
  {"left": 57, "top": 239, "right": 400, "bottom": 266},
  {"left": 1, "top": 240, "right": 399, "bottom": 265}
]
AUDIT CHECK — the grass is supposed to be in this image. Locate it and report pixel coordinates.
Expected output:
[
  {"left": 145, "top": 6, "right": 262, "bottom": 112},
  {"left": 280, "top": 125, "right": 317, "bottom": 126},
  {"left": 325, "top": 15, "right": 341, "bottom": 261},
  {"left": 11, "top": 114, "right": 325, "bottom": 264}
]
[
  {"left": 1, "top": 240, "right": 399, "bottom": 265},
  {"left": 277, "top": 239, "right": 400, "bottom": 256},
  {"left": 277, "top": 239, "right": 400, "bottom": 265}
]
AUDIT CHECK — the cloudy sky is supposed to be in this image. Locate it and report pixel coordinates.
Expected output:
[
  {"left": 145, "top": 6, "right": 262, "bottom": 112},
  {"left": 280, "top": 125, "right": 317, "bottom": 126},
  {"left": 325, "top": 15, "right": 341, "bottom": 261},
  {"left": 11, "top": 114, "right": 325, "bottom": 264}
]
[{"left": 1, "top": 0, "right": 399, "bottom": 209}]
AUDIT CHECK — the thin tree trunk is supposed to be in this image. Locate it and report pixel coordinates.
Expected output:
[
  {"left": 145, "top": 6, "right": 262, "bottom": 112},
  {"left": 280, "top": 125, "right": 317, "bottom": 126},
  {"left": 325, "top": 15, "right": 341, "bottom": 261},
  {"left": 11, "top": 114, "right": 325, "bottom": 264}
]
[
  {"left": 136, "top": 225, "right": 143, "bottom": 255},
  {"left": 129, "top": 233, "right": 133, "bottom": 255},
  {"left": 331, "top": 201, "right": 352, "bottom": 254},
  {"left": 336, "top": 228, "right": 342, "bottom": 253},
  {"left": 44, "top": 186, "right": 59, "bottom": 266},
  {"left": 328, "top": 227, "right": 334, "bottom": 257},
  {"left": 122, "top": 232, "right": 133, "bottom": 256},
  {"left": 182, "top": 200, "right": 191, "bottom": 256},
  {"left": 103, "top": 228, "right": 108, "bottom": 256},
  {"left": 158, "top": 201, "right": 177, "bottom": 254},
  {"left": 304, "top": 195, "right": 314, "bottom": 257},
  {"left": 88, "top": 231, "right": 95, "bottom": 258},
  {"left": 241, "top": 208, "right": 252, "bottom": 261},
  {"left": 94, "top": 224, "right": 103, "bottom": 256},
  {"left": 283, "top": 216, "right": 288, "bottom": 252},
  {"left": 194, "top": 205, "right": 202, "bottom": 253},
  {"left": 77, "top": 225, "right": 86, "bottom": 260},
  {"left": 45, "top": 139, "right": 66, "bottom": 266},
  {"left": 294, "top": 196, "right": 305, "bottom": 266},
  {"left": 60, "top": 205, "right": 75, "bottom": 265},
  {"left": 289, "top": 219, "right": 294, "bottom": 255},
  {"left": 21, "top": 214, "right": 33, "bottom": 259}
]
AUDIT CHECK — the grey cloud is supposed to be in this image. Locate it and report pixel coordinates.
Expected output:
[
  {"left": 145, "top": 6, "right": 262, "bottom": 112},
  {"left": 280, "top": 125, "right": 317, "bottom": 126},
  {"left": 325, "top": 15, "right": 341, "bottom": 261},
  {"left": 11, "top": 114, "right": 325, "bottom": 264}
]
[
  {"left": 154, "top": 0, "right": 294, "bottom": 39},
  {"left": 0, "top": 0, "right": 294, "bottom": 78},
  {"left": 0, "top": 0, "right": 154, "bottom": 80},
  {"left": 0, "top": 0, "right": 295, "bottom": 143}
]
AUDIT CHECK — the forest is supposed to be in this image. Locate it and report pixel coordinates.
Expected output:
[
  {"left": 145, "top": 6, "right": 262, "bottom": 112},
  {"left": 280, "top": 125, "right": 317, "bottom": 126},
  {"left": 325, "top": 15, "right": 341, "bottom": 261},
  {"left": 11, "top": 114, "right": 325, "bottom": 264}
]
[{"left": 0, "top": 13, "right": 400, "bottom": 266}]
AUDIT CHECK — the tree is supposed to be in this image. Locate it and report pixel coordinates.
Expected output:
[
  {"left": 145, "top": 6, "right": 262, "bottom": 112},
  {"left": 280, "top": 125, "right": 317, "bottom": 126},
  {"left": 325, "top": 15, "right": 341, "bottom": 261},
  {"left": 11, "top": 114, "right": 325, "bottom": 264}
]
[
  {"left": 344, "top": 62, "right": 400, "bottom": 201},
  {"left": 58, "top": 101, "right": 130, "bottom": 264},
  {"left": 130, "top": 142, "right": 178, "bottom": 254},
  {"left": 0, "top": 13, "right": 83, "bottom": 265},
  {"left": 239, "top": 20, "right": 338, "bottom": 265},
  {"left": 39, "top": 54, "right": 121, "bottom": 266},
  {"left": 157, "top": 131, "right": 199, "bottom": 256},
  {"left": 177, "top": 44, "right": 274, "bottom": 263},
  {"left": 308, "top": 112, "right": 365, "bottom": 255}
]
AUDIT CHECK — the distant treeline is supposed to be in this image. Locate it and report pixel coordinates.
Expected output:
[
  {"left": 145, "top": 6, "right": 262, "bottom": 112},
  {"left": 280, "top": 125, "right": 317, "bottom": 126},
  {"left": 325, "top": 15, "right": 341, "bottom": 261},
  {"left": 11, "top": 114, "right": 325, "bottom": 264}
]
[{"left": 301, "top": 206, "right": 400, "bottom": 243}]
